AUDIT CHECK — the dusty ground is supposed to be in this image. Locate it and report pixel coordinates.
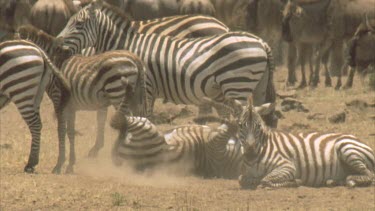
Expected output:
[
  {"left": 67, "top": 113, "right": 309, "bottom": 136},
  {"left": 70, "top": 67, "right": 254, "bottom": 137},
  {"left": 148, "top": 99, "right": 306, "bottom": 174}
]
[{"left": 1, "top": 67, "right": 375, "bottom": 210}]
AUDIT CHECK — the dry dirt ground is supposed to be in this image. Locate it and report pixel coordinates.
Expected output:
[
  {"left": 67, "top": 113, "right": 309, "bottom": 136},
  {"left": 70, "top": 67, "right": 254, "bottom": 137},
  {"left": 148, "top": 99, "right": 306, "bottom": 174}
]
[{"left": 1, "top": 67, "right": 375, "bottom": 210}]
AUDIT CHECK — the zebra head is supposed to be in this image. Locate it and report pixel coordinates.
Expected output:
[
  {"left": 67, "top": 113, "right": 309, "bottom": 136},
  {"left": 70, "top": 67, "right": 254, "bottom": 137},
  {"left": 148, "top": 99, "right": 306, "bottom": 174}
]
[
  {"left": 56, "top": 0, "right": 102, "bottom": 55},
  {"left": 238, "top": 96, "right": 274, "bottom": 156}
]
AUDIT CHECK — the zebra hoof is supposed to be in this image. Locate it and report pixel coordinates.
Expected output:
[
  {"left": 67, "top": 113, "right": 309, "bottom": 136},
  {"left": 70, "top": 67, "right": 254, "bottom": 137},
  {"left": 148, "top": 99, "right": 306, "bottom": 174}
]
[
  {"left": 346, "top": 179, "right": 356, "bottom": 188},
  {"left": 24, "top": 166, "right": 35, "bottom": 174}
]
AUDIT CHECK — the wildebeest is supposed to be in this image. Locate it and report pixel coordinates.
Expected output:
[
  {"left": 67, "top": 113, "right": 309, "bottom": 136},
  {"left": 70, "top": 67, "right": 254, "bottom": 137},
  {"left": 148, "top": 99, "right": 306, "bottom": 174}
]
[
  {"left": 0, "top": 0, "right": 31, "bottom": 32},
  {"left": 345, "top": 15, "right": 375, "bottom": 88},
  {"left": 30, "top": 0, "right": 78, "bottom": 36},
  {"left": 246, "top": 0, "right": 287, "bottom": 66},
  {"left": 282, "top": 0, "right": 375, "bottom": 89}
]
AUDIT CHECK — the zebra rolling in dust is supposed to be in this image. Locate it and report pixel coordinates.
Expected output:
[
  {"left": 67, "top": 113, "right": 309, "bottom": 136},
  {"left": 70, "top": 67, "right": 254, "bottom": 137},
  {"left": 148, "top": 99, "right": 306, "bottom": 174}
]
[{"left": 110, "top": 98, "right": 243, "bottom": 179}]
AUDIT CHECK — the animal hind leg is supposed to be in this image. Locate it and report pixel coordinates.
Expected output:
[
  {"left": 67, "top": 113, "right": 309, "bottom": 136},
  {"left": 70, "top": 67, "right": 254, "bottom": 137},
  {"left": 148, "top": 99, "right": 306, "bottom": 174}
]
[
  {"left": 341, "top": 153, "right": 375, "bottom": 187},
  {"left": 88, "top": 108, "right": 107, "bottom": 158},
  {"left": 65, "top": 111, "right": 76, "bottom": 174},
  {"left": 23, "top": 111, "right": 42, "bottom": 173}
]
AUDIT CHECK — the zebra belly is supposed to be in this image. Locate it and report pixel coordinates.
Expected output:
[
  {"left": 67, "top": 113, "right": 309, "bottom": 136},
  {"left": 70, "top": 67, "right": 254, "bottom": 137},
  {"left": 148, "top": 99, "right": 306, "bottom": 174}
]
[{"left": 293, "top": 155, "right": 346, "bottom": 186}]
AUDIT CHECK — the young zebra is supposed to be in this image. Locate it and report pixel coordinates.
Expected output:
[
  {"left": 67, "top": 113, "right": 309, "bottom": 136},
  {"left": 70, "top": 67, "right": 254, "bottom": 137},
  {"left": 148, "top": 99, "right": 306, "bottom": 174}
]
[
  {"left": 56, "top": 0, "right": 277, "bottom": 128},
  {"left": 110, "top": 100, "right": 243, "bottom": 179},
  {"left": 18, "top": 25, "right": 148, "bottom": 174},
  {"left": 237, "top": 96, "right": 375, "bottom": 189},
  {"left": 0, "top": 39, "right": 70, "bottom": 173}
]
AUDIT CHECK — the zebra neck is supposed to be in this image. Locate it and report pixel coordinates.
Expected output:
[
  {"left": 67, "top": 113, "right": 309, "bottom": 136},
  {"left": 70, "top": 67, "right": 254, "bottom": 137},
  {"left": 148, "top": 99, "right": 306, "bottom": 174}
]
[
  {"left": 25, "top": 36, "right": 54, "bottom": 58},
  {"left": 252, "top": 117, "right": 271, "bottom": 148}
]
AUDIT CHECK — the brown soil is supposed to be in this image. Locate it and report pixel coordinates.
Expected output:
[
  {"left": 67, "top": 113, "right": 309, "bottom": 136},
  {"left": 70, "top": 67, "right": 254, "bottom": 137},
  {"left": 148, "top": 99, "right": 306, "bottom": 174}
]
[{"left": 1, "top": 67, "right": 375, "bottom": 210}]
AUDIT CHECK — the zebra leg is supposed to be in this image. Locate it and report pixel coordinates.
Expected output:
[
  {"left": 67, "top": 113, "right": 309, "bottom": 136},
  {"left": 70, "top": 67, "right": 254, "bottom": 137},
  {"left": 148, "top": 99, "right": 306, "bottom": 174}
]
[
  {"left": 88, "top": 108, "right": 108, "bottom": 158},
  {"left": 259, "top": 166, "right": 299, "bottom": 188},
  {"left": 52, "top": 109, "right": 67, "bottom": 174},
  {"left": 343, "top": 158, "right": 375, "bottom": 188},
  {"left": 23, "top": 111, "right": 42, "bottom": 173},
  {"left": 111, "top": 127, "right": 126, "bottom": 167},
  {"left": 65, "top": 111, "right": 76, "bottom": 174}
]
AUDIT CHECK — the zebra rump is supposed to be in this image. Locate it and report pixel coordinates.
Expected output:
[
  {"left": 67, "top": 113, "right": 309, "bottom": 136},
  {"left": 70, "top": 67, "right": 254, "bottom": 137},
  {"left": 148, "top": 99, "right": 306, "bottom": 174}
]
[{"left": 0, "top": 39, "right": 69, "bottom": 173}]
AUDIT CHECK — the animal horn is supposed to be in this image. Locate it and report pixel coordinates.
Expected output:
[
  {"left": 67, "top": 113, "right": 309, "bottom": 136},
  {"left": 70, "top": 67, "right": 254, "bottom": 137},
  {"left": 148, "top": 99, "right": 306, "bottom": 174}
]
[{"left": 365, "top": 13, "right": 375, "bottom": 32}]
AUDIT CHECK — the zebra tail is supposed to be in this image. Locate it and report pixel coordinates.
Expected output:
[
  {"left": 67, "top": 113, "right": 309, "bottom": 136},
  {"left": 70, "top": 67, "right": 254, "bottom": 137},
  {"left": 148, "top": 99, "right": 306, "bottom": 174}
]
[
  {"left": 263, "top": 42, "right": 278, "bottom": 128},
  {"left": 27, "top": 40, "right": 71, "bottom": 92}
]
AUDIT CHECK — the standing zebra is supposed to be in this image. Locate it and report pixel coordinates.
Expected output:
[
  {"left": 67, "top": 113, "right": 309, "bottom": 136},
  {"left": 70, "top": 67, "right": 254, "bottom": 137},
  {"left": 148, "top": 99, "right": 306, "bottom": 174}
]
[
  {"left": 18, "top": 25, "right": 148, "bottom": 173},
  {"left": 81, "top": 14, "right": 229, "bottom": 56},
  {"left": 236, "top": 96, "right": 375, "bottom": 189},
  {"left": 72, "top": 14, "right": 230, "bottom": 157},
  {"left": 56, "top": 0, "right": 277, "bottom": 128},
  {"left": 0, "top": 39, "right": 70, "bottom": 173},
  {"left": 110, "top": 99, "right": 242, "bottom": 179}
]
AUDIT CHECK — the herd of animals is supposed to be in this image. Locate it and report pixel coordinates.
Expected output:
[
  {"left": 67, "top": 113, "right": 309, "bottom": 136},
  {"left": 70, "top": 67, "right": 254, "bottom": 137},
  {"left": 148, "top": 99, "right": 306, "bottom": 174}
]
[{"left": 0, "top": 0, "right": 374, "bottom": 190}]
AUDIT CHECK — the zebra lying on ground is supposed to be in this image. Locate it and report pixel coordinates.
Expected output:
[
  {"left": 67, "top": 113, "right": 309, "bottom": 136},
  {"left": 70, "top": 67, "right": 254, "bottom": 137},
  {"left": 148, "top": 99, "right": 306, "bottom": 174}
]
[
  {"left": 0, "top": 39, "right": 70, "bottom": 173},
  {"left": 235, "top": 96, "right": 375, "bottom": 189},
  {"left": 18, "top": 25, "right": 148, "bottom": 174},
  {"left": 110, "top": 97, "right": 242, "bottom": 179},
  {"left": 56, "top": 0, "right": 278, "bottom": 128}
]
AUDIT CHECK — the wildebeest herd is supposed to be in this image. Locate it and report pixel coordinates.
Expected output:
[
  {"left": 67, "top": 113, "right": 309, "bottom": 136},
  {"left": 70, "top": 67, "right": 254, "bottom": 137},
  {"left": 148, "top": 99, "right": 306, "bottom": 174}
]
[{"left": 0, "top": 0, "right": 374, "bottom": 190}]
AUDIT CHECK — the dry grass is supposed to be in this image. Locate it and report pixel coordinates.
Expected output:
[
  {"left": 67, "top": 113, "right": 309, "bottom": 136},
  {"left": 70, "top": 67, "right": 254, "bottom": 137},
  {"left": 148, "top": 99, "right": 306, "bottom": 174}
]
[{"left": 1, "top": 67, "right": 375, "bottom": 210}]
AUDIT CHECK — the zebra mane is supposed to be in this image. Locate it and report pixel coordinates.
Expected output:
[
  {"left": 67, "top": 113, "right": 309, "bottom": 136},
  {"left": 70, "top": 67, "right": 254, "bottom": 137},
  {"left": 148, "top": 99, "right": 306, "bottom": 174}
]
[{"left": 17, "top": 24, "right": 56, "bottom": 53}]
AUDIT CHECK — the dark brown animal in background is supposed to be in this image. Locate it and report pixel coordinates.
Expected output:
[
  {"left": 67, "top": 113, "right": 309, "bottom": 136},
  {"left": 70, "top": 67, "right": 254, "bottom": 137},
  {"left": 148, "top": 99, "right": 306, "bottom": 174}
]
[{"left": 30, "top": 0, "right": 77, "bottom": 36}]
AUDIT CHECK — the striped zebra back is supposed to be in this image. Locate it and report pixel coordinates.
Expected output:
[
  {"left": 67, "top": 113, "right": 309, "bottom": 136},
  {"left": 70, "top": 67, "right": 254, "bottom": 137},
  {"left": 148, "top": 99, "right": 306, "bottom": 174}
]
[{"left": 80, "top": 14, "right": 229, "bottom": 56}]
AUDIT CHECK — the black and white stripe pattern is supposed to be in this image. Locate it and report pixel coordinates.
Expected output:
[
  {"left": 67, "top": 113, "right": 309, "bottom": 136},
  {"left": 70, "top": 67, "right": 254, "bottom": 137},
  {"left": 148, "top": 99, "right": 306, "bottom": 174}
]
[
  {"left": 18, "top": 25, "right": 148, "bottom": 174},
  {"left": 81, "top": 14, "right": 229, "bottom": 56},
  {"left": 110, "top": 113, "right": 242, "bottom": 179},
  {"left": 237, "top": 97, "right": 375, "bottom": 189},
  {"left": 57, "top": 1, "right": 277, "bottom": 127},
  {"left": 0, "top": 39, "right": 70, "bottom": 173}
]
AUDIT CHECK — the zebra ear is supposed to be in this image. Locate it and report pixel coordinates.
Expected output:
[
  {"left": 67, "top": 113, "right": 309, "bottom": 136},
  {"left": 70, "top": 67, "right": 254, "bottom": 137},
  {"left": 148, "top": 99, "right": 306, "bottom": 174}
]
[
  {"left": 247, "top": 95, "right": 254, "bottom": 119},
  {"left": 254, "top": 103, "right": 275, "bottom": 116}
]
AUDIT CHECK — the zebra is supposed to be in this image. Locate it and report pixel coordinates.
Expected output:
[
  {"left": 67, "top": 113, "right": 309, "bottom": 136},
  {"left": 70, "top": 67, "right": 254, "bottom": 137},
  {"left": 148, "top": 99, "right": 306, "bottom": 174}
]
[
  {"left": 30, "top": 0, "right": 78, "bottom": 36},
  {"left": 56, "top": 0, "right": 278, "bottom": 128},
  {"left": 72, "top": 14, "right": 230, "bottom": 157},
  {"left": 81, "top": 14, "right": 229, "bottom": 56},
  {"left": 110, "top": 98, "right": 242, "bottom": 179},
  {"left": 18, "top": 25, "right": 148, "bottom": 174},
  {"left": 0, "top": 39, "right": 70, "bottom": 173},
  {"left": 235, "top": 96, "right": 375, "bottom": 189}
]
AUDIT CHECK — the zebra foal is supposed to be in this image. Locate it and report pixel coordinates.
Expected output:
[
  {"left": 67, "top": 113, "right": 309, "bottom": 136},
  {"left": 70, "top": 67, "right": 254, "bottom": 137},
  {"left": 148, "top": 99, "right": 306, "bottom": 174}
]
[
  {"left": 18, "top": 25, "right": 148, "bottom": 173},
  {"left": 56, "top": 0, "right": 277, "bottom": 128},
  {"left": 0, "top": 39, "right": 70, "bottom": 173},
  {"left": 110, "top": 99, "right": 242, "bottom": 179},
  {"left": 236, "top": 96, "right": 375, "bottom": 189}
]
